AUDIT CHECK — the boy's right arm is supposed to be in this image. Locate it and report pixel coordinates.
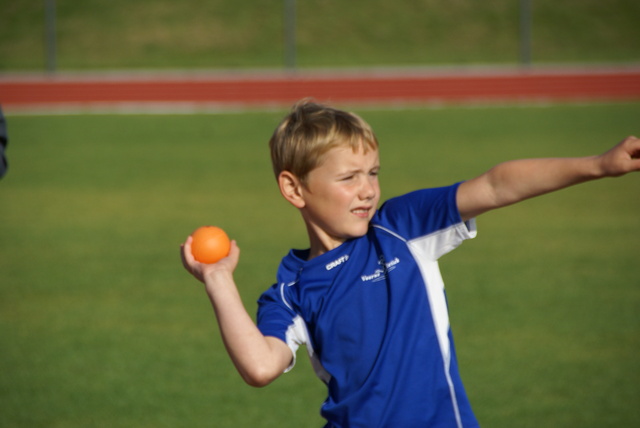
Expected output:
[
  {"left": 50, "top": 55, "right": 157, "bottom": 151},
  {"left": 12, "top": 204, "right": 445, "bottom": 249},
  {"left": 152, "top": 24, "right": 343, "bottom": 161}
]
[{"left": 181, "top": 237, "right": 293, "bottom": 387}]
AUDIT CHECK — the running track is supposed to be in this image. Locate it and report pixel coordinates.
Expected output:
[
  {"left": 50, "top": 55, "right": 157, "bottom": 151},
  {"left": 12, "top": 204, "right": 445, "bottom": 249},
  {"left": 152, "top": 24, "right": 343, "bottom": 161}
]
[{"left": 2, "top": 66, "right": 640, "bottom": 113}]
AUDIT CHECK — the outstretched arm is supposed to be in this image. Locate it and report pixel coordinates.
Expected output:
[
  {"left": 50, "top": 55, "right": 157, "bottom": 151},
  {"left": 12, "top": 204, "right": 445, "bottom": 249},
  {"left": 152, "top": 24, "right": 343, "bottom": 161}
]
[
  {"left": 457, "top": 136, "right": 640, "bottom": 221},
  {"left": 181, "top": 237, "right": 292, "bottom": 387}
]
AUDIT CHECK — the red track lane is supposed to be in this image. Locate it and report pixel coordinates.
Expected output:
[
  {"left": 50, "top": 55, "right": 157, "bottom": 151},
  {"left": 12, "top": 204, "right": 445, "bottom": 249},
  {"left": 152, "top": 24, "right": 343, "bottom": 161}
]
[{"left": 2, "top": 67, "right": 640, "bottom": 112}]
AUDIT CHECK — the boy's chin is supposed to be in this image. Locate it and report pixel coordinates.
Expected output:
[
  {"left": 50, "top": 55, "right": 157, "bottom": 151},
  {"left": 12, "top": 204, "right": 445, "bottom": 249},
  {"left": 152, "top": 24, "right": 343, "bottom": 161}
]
[{"left": 346, "top": 228, "right": 370, "bottom": 240}]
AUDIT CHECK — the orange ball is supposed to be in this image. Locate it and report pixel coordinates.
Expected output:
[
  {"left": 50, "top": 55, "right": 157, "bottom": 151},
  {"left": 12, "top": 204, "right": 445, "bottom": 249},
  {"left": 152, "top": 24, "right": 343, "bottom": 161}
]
[{"left": 190, "top": 226, "right": 231, "bottom": 264}]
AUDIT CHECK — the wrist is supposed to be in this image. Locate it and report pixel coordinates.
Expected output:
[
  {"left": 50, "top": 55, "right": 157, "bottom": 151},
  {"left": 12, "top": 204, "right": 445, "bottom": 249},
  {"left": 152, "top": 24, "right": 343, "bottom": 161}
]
[
  {"left": 586, "top": 155, "right": 608, "bottom": 179},
  {"left": 203, "top": 268, "right": 234, "bottom": 290}
]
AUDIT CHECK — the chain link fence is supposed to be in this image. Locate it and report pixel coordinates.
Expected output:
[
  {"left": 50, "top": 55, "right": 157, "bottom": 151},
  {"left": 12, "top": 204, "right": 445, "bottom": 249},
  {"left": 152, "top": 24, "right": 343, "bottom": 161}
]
[{"left": 3, "top": 0, "right": 639, "bottom": 73}]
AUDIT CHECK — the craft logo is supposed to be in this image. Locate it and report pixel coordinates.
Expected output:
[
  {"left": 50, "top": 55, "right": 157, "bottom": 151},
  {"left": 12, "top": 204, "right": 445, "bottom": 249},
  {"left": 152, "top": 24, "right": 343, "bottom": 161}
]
[{"left": 325, "top": 255, "right": 349, "bottom": 271}]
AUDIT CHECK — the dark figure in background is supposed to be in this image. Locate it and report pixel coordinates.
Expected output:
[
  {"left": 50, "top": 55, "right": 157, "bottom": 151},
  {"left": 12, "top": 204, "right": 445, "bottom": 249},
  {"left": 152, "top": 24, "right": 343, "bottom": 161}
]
[{"left": 0, "top": 106, "right": 8, "bottom": 178}]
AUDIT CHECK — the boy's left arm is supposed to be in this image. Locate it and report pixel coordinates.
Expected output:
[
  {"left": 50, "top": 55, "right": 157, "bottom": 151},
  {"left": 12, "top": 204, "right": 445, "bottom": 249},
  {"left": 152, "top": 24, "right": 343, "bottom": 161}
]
[{"left": 457, "top": 136, "right": 640, "bottom": 221}]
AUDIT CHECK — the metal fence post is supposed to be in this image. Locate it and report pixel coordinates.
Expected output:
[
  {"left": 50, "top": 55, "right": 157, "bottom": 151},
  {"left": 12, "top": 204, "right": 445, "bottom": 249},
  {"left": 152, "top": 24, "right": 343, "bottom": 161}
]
[
  {"left": 45, "top": 0, "right": 57, "bottom": 73},
  {"left": 284, "top": 0, "right": 296, "bottom": 71},
  {"left": 519, "top": 0, "right": 532, "bottom": 66}
]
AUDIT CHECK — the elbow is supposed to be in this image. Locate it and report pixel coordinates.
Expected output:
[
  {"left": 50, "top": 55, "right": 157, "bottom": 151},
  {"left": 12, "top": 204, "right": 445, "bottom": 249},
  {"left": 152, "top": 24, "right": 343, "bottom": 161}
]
[
  {"left": 231, "top": 337, "right": 291, "bottom": 387},
  {"left": 240, "top": 366, "right": 280, "bottom": 388}
]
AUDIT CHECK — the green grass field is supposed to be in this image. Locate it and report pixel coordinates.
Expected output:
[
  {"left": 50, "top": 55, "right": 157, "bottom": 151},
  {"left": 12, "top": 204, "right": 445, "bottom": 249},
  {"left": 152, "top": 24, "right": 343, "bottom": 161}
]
[
  {"left": 1, "top": 103, "right": 639, "bottom": 427},
  {"left": 2, "top": 0, "right": 640, "bottom": 71}
]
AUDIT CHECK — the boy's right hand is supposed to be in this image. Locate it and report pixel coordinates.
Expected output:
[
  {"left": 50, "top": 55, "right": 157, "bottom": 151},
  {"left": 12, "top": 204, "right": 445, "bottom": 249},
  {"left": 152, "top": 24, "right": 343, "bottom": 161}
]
[{"left": 180, "top": 236, "right": 240, "bottom": 284}]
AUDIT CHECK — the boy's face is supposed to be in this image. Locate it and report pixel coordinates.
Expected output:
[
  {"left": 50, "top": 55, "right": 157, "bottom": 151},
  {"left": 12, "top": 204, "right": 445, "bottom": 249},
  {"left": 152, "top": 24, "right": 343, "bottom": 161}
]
[{"left": 299, "top": 144, "right": 380, "bottom": 256}]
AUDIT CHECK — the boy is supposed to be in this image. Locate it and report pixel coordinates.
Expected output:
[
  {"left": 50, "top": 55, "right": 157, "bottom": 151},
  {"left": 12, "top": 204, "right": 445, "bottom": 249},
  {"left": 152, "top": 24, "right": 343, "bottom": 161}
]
[{"left": 181, "top": 100, "right": 640, "bottom": 427}]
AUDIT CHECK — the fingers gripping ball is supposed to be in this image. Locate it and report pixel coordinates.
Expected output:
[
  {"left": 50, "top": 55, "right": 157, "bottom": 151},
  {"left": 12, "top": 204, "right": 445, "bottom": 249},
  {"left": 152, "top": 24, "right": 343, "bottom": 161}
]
[{"left": 190, "top": 226, "right": 231, "bottom": 264}]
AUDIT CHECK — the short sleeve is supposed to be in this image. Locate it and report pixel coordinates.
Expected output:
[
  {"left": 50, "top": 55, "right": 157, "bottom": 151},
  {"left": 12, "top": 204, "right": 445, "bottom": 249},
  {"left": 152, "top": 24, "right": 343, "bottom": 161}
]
[{"left": 257, "top": 283, "right": 309, "bottom": 372}]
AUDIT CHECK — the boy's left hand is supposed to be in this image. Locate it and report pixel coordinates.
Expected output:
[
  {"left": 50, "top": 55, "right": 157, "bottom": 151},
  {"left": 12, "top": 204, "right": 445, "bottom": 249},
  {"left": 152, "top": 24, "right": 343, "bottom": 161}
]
[{"left": 597, "top": 135, "right": 640, "bottom": 177}]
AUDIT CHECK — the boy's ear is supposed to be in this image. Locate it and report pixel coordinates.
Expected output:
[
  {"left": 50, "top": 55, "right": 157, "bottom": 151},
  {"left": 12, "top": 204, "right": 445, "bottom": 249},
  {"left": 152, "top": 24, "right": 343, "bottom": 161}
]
[{"left": 278, "top": 171, "right": 306, "bottom": 209}]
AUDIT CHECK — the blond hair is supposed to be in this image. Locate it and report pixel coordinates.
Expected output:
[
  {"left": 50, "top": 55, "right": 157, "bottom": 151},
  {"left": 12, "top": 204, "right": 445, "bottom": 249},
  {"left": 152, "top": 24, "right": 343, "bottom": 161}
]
[{"left": 269, "top": 99, "right": 378, "bottom": 184}]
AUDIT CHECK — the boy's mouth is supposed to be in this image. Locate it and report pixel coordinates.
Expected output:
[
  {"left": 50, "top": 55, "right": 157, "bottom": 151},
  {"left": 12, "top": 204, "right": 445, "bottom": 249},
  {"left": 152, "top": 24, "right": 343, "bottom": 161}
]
[{"left": 352, "top": 207, "right": 372, "bottom": 218}]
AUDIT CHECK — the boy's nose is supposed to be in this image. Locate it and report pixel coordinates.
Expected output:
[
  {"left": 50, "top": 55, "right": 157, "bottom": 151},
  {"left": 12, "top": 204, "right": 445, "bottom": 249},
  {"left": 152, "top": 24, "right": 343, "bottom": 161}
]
[{"left": 359, "top": 177, "right": 377, "bottom": 200}]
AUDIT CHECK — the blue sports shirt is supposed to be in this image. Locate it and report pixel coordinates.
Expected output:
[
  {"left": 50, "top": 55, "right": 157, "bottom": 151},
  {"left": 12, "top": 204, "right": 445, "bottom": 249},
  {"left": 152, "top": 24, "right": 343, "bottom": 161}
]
[{"left": 257, "top": 184, "right": 480, "bottom": 427}]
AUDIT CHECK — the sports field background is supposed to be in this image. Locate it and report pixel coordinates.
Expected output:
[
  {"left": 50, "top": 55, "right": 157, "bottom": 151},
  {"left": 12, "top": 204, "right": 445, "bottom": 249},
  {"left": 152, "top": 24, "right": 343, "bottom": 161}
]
[
  {"left": 2, "top": 1, "right": 640, "bottom": 427},
  {"left": 2, "top": 103, "right": 639, "bottom": 427}
]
